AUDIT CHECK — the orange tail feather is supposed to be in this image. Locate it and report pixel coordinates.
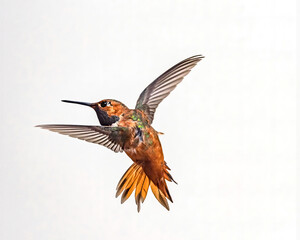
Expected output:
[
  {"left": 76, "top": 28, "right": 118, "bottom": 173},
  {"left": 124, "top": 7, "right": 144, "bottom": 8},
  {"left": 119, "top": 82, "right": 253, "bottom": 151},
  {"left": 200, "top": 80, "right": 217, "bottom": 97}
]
[{"left": 116, "top": 163, "right": 175, "bottom": 212}]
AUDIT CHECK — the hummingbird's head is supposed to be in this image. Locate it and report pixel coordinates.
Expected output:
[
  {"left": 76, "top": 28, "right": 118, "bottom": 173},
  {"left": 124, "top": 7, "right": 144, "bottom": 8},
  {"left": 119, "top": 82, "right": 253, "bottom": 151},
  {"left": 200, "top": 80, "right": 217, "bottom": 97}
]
[{"left": 61, "top": 99, "right": 128, "bottom": 126}]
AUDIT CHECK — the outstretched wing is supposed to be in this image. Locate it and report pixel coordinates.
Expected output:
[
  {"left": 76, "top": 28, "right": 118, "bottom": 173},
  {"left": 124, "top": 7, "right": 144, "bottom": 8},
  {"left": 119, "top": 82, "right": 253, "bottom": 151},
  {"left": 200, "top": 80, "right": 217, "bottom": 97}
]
[
  {"left": 36, "top": 124, "right": 128, "bottom": 153},
  {"left": 135, "top": 55, "right": 204, "bottom": 123}
]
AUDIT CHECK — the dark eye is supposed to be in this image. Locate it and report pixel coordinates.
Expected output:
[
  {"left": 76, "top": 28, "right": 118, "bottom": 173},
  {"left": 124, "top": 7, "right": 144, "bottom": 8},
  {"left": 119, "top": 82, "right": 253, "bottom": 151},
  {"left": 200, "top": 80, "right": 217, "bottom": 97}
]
[{"left": 100, "top": 101, "right": 107, "bottom": 107}]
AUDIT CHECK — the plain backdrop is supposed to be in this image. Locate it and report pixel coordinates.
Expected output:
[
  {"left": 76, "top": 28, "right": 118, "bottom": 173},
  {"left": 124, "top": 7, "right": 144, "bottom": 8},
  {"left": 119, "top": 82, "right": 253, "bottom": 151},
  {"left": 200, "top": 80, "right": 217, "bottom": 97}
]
[{"left": 0, "top": 1, "right": 297, "bottom": 240}]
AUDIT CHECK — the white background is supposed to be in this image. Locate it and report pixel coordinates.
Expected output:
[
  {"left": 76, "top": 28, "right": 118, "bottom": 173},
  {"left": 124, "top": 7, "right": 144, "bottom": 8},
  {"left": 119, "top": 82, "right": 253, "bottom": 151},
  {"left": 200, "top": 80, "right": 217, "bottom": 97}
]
[{"left": 0, "top": 1, "right": 297, "bottom": 240}]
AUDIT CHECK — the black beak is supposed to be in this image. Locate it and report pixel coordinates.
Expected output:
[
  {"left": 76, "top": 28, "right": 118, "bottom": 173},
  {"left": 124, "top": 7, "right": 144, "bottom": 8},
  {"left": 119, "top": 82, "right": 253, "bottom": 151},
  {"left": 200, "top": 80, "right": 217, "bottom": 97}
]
[
  {"left": 62, "top": 100, "right": 119, "bottom": 126},
  {"left": 62, "top": 100, "right": 94, "bottom": 107}
]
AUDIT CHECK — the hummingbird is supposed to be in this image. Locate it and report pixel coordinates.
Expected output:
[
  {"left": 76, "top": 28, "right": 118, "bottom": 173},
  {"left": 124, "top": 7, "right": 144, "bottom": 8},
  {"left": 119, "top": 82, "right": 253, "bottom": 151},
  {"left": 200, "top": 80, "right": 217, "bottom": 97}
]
[{"left": 37, "top": 55, "right": 204, "bottom": 212}]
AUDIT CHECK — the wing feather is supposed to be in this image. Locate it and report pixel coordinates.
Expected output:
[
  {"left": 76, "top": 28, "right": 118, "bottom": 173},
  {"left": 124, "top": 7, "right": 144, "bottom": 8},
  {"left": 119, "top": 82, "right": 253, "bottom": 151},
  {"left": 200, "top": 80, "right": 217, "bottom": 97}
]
[
  {"left": 135, "top": 55, "right": 204, "bottom": 123},
  {"left": 36, "top": 124, "right": 126, "bottom": 153}
]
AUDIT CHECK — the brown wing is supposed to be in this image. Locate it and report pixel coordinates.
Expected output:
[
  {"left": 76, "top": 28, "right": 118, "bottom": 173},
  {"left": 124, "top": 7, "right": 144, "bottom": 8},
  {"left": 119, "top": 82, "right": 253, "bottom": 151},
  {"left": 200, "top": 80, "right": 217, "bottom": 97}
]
[
  {"left": 36, "top": 124, "right": 128, "bottom": 153},
  {"left": 135, "top": 55, "right": 204, "bottom": 123}
]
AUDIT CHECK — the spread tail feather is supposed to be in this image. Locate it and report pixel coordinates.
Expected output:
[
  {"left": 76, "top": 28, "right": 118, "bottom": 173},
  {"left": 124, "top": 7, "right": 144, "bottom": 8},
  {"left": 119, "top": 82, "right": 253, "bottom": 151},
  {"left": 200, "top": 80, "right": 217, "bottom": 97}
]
[{"left": 116, "top": 163, "right": 175, "bottom": 212}]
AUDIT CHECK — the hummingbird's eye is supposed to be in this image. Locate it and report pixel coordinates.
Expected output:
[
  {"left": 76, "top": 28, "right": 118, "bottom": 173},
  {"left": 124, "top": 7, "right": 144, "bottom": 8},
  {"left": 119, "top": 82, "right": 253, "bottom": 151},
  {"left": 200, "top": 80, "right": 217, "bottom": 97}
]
[
  {"left": 100, "top": 101, "right": 107, "bottom": 107},
  {"left": 100, "top": 101, "right": 112, "bottom": 108}
]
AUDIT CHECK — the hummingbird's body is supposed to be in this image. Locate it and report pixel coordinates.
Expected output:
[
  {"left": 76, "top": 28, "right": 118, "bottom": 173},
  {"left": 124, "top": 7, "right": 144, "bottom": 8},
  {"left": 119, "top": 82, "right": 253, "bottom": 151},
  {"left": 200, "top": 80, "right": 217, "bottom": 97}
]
[{"left": 37, "top": 55, "right": 204, "bottom": 211}]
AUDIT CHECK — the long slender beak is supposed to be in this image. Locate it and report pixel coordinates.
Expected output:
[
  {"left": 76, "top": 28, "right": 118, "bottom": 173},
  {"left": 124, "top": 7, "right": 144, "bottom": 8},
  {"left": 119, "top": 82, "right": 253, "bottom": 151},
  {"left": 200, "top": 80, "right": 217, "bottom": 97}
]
[{"left": 61, "top": 100, "right": 94, "bottom": 107}]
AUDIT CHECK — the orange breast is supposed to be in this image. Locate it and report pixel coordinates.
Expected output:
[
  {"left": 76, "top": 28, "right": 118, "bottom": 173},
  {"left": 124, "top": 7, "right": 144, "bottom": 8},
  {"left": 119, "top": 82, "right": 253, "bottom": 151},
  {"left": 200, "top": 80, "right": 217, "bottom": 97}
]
[
  {"left": 118, "top": 109, "right": 167, "bottom": 188},
  {"left": 125, "top": 128, "right": 165, "bottom": 185},
  {"left": 117, "top": 113, "right": 174, "bottom": 208}
]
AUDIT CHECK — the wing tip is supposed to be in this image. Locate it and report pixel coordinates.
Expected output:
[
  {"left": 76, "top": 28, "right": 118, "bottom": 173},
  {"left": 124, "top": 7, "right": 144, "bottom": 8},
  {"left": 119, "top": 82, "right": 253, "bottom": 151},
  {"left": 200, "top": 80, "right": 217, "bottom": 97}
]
[
  {"left": 35, "top": 124, "right": 50, "bottom": 129},
  {"left": 190, "top": 54, "right": 205, "bottom": 58},
  {"left": 187, "top": 54, "right": 205, "bottom": 62}
]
